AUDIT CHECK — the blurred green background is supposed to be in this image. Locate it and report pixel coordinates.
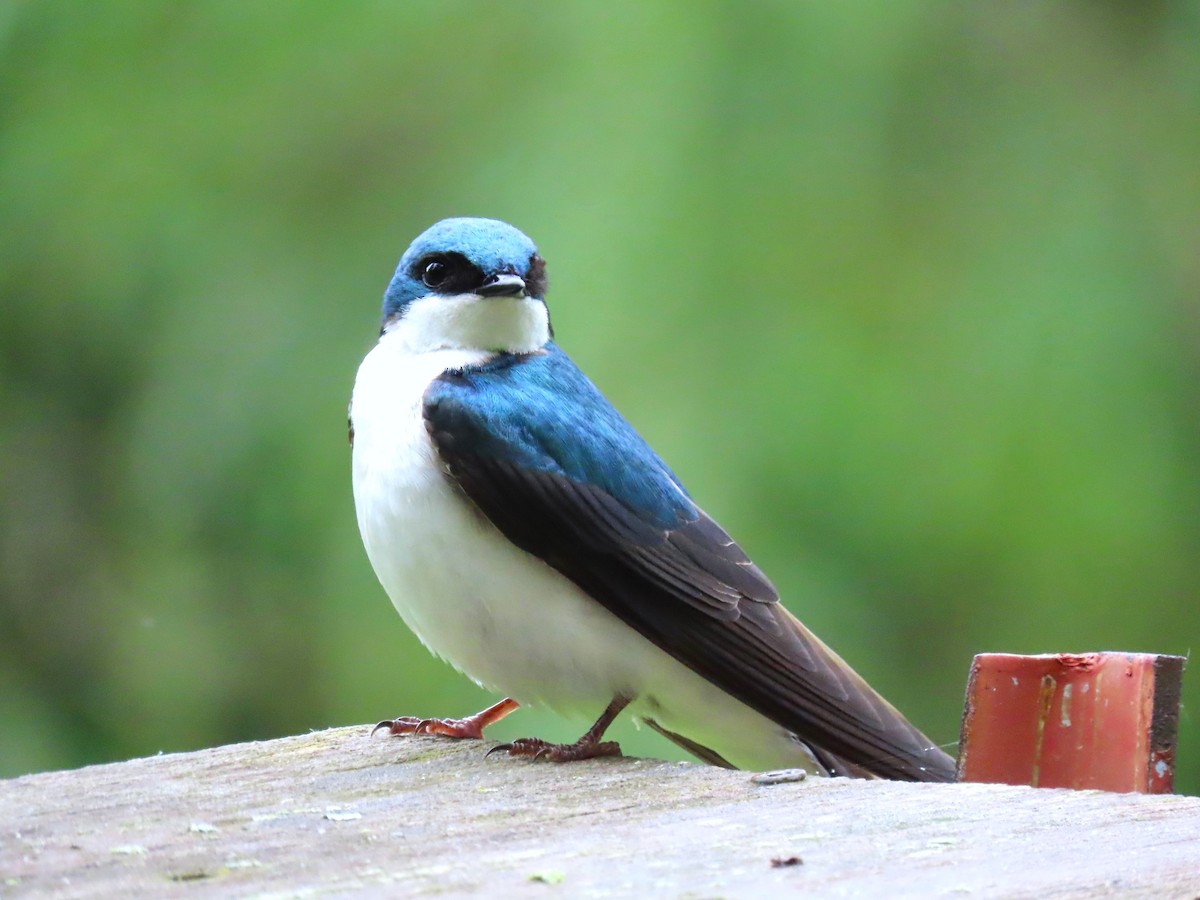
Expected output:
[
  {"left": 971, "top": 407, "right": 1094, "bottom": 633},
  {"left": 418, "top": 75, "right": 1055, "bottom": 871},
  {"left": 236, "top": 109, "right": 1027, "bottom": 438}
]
[{"left": 1, "top": 2, "right": 1197, "bottom": 794}]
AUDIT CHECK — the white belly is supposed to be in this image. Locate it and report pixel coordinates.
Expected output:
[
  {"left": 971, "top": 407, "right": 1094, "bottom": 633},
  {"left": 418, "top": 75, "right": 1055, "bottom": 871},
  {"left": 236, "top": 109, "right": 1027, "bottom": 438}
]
[{"left": 349, "top": 332, "right": 821, "bottom": 772}]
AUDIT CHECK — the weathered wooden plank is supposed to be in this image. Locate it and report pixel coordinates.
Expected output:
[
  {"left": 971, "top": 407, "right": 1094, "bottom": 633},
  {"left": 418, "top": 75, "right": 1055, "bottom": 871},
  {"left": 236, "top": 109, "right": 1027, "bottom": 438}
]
[{"left": 2, "top": 726, "right": 1198, "bottom": 898}]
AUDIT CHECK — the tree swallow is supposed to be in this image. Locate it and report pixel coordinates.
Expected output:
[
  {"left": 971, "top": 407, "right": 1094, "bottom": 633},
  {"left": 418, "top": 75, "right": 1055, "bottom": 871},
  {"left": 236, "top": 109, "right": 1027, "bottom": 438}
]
[{"left": 350, "top": 217, "right": 956, "bottom": 781}]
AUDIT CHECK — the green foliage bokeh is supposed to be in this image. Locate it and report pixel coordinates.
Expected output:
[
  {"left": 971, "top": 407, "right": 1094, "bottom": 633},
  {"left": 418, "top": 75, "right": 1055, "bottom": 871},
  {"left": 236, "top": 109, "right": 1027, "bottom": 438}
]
[{"left": 1, "top": 2, "right": 1197, "bottom": 793}]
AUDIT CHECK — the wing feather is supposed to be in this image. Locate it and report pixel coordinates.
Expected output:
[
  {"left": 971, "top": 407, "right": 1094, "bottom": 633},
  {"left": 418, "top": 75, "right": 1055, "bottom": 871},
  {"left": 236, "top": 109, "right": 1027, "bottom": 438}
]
[{"left": 423, "top": 347, "right": 955, "bottom": 781}]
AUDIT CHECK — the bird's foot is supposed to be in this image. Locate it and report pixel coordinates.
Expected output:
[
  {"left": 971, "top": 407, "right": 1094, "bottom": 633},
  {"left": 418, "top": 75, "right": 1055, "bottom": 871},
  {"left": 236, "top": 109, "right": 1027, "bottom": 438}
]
[
  {"left": 485, "top": 694, "right": 632, "bottom": 762},
  {"left": 372, "top": 697, "right": 519, "bottom": 740},
  {"left": 487, "top": 736, "right": 623, "bottom": 762}
]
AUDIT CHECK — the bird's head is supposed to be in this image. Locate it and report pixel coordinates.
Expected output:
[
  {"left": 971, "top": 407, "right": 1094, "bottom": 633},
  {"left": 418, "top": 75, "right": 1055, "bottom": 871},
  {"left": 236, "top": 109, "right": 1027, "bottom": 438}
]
[{"left": 381, "top": 217, "right": 551, "bottom": 354}]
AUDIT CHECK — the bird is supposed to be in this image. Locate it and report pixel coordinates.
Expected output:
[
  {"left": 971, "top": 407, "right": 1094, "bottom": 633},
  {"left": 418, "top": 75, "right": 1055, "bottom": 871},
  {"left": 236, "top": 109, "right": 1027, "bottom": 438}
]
[{"left": 349, "top": 217, "right": 957, "bottom": 781}]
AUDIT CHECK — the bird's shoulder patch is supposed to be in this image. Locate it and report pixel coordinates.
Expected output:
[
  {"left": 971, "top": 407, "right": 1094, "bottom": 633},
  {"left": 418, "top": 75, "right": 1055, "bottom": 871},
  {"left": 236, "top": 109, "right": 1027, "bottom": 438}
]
[{"left": 423, "top": 345, "right": 696, "bottom": 531}]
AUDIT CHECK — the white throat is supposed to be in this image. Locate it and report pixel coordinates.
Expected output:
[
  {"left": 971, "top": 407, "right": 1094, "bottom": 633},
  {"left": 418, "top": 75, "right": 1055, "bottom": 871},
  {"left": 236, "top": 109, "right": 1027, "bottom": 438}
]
[{"left": 386, "top": 293, "right": 550, "bottom": 355}]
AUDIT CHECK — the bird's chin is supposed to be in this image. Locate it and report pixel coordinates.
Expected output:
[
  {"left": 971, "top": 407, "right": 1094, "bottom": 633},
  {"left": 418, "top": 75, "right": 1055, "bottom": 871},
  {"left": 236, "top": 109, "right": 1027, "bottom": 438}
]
[{"left": 387, "top": 293, "right": 551, "bottom": 355}]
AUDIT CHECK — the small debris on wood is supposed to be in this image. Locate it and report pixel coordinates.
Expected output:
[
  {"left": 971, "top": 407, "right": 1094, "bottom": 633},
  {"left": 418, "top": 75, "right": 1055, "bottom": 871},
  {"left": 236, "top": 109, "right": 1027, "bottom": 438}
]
[
  {"left": 750, "top": 769, "right": 808, "bottom": 786},
  {"left": 169, "top": 870, "right": 213, "bottom": 882}
]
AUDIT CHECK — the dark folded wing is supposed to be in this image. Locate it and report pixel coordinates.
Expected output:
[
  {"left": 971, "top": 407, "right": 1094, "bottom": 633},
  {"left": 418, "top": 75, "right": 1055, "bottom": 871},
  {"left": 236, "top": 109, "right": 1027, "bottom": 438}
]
[{"left": 424, "top": 347, "right": 955, "bottom": 782}]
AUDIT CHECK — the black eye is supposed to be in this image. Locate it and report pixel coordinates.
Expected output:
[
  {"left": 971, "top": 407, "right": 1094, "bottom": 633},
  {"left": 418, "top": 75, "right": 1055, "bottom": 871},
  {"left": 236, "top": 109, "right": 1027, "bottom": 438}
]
[{"left": 422, "top": 260, "right": 448, "bottom": 288}]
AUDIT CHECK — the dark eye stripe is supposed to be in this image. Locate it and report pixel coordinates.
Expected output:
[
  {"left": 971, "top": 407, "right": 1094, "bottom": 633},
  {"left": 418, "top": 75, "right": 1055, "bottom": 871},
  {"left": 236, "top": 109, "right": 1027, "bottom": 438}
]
[{"left": 411, "top": 252, "right": 486, "bottom": 295}]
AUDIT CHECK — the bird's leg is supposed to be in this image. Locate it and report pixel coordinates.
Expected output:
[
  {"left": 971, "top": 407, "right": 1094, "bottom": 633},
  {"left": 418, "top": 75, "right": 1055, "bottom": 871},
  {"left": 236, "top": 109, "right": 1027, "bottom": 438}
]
[
  {"left": 373, "top": 697, "right": 520, "bottom": 739},
  {"left": 489, "top": 695, "right": 632, "bottom": 762}
]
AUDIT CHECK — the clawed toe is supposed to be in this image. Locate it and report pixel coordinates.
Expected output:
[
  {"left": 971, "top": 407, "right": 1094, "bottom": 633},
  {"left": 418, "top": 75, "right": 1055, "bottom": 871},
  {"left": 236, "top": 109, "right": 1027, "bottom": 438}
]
[
  {"left": 370, "top": 699, "right": 521, "bottom": 741},
  {"left": 482, "top": 697, "right": 630, "bottom": 763},
  {"left": 486, "top": 736, "right": 622, "bottom": 762},
  {"left": 372, "top": 715, "right": 485, "bottom": 740},
  {"left": 372, "top": 716, "right": 423, "bottom": 737}
]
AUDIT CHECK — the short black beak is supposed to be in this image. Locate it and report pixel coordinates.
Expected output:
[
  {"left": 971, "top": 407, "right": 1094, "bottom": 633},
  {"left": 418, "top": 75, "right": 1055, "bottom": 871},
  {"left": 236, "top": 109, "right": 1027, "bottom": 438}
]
[{"left": 476, "top": 273, "right": 527, "bottom": 297}]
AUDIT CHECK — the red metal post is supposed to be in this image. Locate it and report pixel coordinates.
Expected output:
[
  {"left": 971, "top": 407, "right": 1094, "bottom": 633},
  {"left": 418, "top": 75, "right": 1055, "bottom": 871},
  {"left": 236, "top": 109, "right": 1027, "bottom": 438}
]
[{"left": 957, "top": 652, "right": 1185, "bottom": 793}]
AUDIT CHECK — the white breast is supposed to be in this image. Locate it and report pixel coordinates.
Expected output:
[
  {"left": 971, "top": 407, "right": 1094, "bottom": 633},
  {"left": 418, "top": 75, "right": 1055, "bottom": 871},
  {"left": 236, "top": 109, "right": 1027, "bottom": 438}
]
[
  {"left": 350, "top": 330, "right": 627, "bottom": 712},
  {"left": 349, "top": 328, "right": 821, "bottom": 772}
]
